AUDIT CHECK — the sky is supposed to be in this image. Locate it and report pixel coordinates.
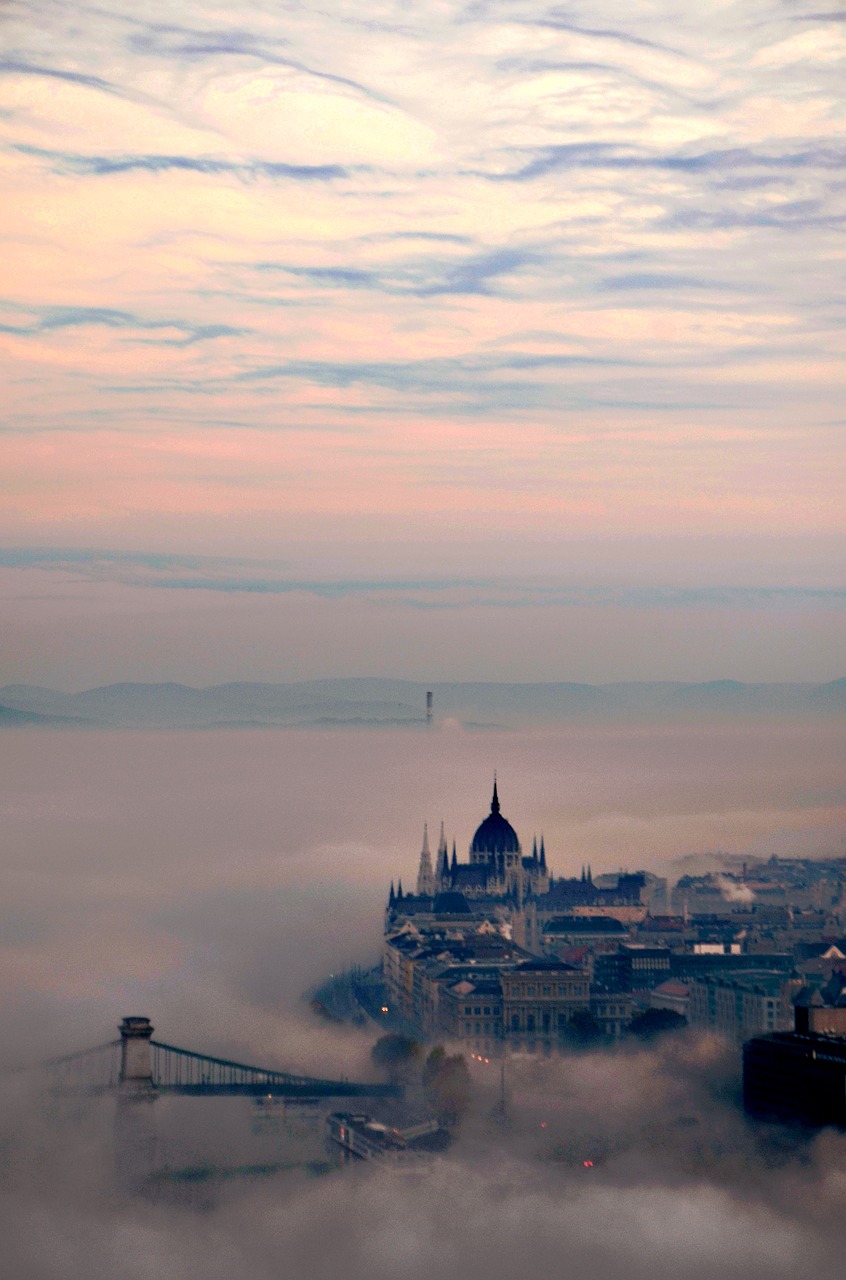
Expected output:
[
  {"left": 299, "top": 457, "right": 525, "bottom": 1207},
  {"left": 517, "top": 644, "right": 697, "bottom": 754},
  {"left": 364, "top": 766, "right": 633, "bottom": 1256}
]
[{"left": 1, "top": 0, "right": 845, "bottom": 683}]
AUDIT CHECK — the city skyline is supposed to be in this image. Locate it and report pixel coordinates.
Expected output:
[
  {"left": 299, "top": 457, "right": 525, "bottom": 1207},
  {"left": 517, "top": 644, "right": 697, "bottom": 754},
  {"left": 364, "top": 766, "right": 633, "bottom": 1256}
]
[{"left": 3, "top": 4, "right": 846, "bottom": 1275}]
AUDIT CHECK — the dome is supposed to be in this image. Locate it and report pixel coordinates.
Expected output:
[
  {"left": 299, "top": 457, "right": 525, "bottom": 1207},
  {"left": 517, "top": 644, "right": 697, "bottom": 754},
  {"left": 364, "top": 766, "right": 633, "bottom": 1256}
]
[{"left": 470, "top": 780, "right": 520, "bottom": 855}]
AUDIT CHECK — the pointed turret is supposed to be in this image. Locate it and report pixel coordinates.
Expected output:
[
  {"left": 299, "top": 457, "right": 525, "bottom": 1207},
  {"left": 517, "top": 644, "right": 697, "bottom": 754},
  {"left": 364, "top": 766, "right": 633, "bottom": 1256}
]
[
  {"left": 532, "top": 835, "right": 538, "bottom": 863},
  {"left": 437, "top": 821, "right": 447, "bottom": 858},
  {"left": 416, "top": 823, "right": 435, "bottom": 896},
  {"left": 396, "top": 879, "right": 404, "bottom": 901},
  {"left": 437, "top": 845, "right": 450, "bottom": 887},
  {"left": 388, "top": 880, "right": 395, "bottom": 906},
  {"left": 450, "top": 846, "right": 458, "bottom": 874},
  {"left": 539, "top": 836, "right": 546, "bottom": 870},
  {"left": 491, "top": 774, "right": 500, "bottom": 814}
]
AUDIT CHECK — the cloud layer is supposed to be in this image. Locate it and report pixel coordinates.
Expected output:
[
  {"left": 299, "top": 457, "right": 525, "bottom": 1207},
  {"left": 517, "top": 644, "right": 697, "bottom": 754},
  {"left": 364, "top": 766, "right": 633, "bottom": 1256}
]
[{"left": 0, "top": 0, "right": 844, "bottom": 678}]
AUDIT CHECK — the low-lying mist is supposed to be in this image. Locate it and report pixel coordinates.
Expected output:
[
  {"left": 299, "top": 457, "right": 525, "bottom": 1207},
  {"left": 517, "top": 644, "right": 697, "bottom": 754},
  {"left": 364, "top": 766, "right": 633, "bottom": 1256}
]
[{"left": 2, "top": 722, "right": 846, "bottom": 1278}]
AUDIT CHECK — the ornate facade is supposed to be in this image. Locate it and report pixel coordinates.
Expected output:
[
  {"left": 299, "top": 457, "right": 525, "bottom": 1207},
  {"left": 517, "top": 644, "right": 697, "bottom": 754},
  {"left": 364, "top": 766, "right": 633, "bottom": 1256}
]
[{"left": 412, "top": 779, "right": 550, "bottom": 903}]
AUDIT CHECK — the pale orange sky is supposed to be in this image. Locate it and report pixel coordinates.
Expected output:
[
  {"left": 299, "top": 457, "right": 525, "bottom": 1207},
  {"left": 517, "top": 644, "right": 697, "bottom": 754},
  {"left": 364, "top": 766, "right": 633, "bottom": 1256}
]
[{"left": 1, "top": 0, "right": 844, "bottom": 682}]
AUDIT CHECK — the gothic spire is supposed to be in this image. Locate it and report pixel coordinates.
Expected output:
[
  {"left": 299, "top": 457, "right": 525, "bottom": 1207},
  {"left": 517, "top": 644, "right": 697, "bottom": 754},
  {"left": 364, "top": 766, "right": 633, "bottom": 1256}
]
[
  {"left": 416, "top": 823, "right": 434, "bottom": 896},
  {"left": 491, "top": 773, "right": 500, "bottom": 814},
  {"left": 539, "top": 836, "right": 547, "bottom": 870}
]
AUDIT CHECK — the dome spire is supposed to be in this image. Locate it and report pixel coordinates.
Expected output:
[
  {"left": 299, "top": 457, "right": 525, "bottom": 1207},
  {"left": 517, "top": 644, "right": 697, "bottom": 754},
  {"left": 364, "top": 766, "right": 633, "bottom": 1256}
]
[{"left": 471, "top": 774, "right": 521, "bottom": 860}]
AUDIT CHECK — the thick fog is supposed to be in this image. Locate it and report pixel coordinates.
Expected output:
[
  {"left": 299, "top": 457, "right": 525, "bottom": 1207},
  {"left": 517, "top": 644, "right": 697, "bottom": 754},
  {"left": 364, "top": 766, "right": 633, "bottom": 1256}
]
[{"left": 2, "top": 723, "right": 846, "bottom": 1279}]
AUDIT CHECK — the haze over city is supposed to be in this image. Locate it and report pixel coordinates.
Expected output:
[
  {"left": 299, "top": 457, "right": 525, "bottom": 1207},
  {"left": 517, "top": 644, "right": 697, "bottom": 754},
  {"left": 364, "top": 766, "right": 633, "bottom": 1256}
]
[{"left": 2, "top": 0, "right": 846, "bottom": 1278}]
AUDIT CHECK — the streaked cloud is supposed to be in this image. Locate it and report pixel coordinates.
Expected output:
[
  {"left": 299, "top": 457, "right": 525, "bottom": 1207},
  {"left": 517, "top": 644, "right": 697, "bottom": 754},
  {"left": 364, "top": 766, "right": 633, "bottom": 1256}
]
[
  {"left": 0, "top": 0, "right": 843, "bottom": 680},
  {"left": 13, "top": 143, "right": 351, "bottom": 180},
  {"left": 0, "top": 59, "right": 121, "bottom": 93},
  {"left": 3, "top": 546, "right": 845, "bottom": 613},
  {"left": 0, "top": 300, "right": 245, "bottom": 345}
]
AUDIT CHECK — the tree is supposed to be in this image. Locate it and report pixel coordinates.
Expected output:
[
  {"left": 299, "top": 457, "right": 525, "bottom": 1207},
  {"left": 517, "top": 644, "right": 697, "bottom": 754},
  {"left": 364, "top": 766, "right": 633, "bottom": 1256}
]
[
  {"left": 370, "top": 1033, "right": 422, "bottom": 1082},
  {"left": 561, "top": 1008, "right": 606, "bottom": 1048},
  {"left": 627, "top": 1008, "right": 688, "bottom": 1040},
  {"left": 422, "top": 1045, "right": 471, "bottom": 1128}
]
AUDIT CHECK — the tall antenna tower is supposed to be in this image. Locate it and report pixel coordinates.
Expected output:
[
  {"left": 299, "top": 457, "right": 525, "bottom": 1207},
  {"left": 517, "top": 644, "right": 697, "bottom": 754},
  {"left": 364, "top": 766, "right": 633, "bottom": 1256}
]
[{"left": 426, "top": 690, "right": 433, "bottom": 725}]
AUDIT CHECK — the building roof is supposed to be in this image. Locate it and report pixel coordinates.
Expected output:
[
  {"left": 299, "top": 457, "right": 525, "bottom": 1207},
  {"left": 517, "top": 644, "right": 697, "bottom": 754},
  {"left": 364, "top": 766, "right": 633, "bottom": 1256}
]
[
  {"left": 452, "top": 865, "right": 492, "bottom": 888},
  {"left": 431, "top": 891, "right": 472, "bottom": 915},
  {"left": 651, "top": 979, "right": 690, "bottom": 998},
  {"left": 543, "top": 915, "right": 627, "bottom": 935},
  {"left": 470, "top": 779, "right": 520, "bottom": 856}
]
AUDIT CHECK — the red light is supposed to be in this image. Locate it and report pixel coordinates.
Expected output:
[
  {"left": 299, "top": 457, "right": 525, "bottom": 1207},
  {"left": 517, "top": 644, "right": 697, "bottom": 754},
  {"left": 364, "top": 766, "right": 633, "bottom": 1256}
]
[
  {"left": 583, "top": 1160, "right": 594, "bottom": 1168},
  {"left": 540, "top": 1122, "right": 547, "bottom": 1129}
]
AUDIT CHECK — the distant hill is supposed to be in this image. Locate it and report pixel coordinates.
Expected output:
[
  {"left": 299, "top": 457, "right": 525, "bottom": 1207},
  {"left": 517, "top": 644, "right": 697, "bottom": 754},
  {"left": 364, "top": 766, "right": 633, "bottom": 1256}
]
[
  {"left": 0, "top": 679, "right": 844, "bottom": 729},
  {"left": 0, "top": 702, "right": 88, "bottom": 726}
]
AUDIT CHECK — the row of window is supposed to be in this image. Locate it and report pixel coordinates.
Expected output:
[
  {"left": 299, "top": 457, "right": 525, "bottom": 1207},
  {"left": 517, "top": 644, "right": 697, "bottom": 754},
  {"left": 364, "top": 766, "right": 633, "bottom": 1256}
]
[
  {"left": 504, "top": 983, "right": 586, "bottom": 998},
  {"left": 463, "top": 1005, "right": 502, "bottom": 1016},
  {"left": 509, "top": 1012, "right": 573, "bottom": 1033}
]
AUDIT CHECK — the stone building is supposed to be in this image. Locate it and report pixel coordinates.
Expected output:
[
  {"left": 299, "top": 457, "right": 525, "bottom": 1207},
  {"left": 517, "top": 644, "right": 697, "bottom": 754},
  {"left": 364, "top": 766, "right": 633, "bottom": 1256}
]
[
  {"left": 688, "top": 971, "right": 799, "bottom": 1043},
  {"left": 414, "top": 779, "right": 550, "bottom": 902},
  {"left": 500, "top": 959, "right": 590, "bottom": 1046}
]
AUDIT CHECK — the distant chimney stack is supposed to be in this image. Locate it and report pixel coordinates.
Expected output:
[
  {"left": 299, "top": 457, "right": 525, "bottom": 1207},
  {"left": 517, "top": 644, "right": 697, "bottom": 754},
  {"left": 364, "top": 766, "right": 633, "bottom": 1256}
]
[{"left": 426, "top": 691, "right": 433, "bottom": 724}]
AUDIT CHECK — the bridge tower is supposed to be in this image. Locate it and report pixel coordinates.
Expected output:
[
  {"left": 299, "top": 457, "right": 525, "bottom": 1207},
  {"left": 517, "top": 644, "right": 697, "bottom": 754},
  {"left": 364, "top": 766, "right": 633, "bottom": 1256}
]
[
  {"left": 119, "top": 1016, "right": 154, "bottom": 1087},
  {"left": 115, "top": 1016, "right": 158, "bottom": 1194}
]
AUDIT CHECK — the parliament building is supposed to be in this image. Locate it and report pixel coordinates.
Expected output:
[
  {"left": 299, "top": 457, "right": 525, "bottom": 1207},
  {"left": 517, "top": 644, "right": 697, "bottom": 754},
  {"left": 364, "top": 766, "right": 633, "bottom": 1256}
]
[{"left": 382, "top": 780, "right": 639, "bottom": 1048}]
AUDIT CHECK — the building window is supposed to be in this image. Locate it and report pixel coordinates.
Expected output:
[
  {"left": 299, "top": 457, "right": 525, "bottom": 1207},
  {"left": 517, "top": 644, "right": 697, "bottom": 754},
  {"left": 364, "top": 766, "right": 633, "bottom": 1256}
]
[
  {"left": 542, "top": 986, "right": 550, "bottom": 996},
  {"left": 474, "top": 1007, "right": 481, "bottom": 1016},
  {"left": 483, "top": 1007, "right": 491, "bottom": 1016},
  {"left": 526, "top": 1014, "right": 536, "bottom": 1032},
  {"left": 511, "top": 1013, "right": 520, "bottom": 1032}
]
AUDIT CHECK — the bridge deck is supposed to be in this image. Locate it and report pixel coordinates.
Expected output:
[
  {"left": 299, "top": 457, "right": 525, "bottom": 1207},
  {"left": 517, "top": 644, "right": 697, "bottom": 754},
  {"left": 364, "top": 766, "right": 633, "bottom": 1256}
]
[{"left": 158, "top": 1081, "right": 402, "bottom": 1098}]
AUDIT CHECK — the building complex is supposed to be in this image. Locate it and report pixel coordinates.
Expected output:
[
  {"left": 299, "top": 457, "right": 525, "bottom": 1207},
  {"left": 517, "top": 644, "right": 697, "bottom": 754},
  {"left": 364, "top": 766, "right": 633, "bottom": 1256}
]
[{"left": 382, "top": 780, "right": 846, "bottom": 1061}]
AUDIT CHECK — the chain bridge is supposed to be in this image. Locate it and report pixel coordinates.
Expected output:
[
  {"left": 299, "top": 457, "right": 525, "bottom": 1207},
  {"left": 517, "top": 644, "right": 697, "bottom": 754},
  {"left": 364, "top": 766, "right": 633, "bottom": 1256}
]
[{"left": 43, "top": 1016, "right": 402, "bottom": 1101}]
